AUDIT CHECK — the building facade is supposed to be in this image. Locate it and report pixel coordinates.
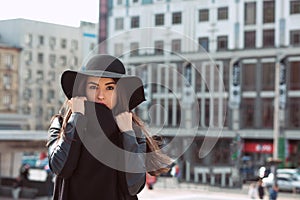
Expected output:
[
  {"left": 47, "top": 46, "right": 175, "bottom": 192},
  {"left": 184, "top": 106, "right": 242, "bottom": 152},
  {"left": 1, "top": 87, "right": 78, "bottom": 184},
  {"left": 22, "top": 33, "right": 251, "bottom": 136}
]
[
  {"left": 0, "top": 19, "right": 98, "bottom": 130},
  {"left": 101, "top": 0, "right": 300, "bottom": 183}
]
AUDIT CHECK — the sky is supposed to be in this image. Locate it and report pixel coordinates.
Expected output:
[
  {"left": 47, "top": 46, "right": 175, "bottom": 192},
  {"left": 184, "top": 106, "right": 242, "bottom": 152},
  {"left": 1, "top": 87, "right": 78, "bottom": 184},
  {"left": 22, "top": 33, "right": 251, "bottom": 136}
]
[{"left": 0, "top": 0, "right": 99, "bottom": 27}]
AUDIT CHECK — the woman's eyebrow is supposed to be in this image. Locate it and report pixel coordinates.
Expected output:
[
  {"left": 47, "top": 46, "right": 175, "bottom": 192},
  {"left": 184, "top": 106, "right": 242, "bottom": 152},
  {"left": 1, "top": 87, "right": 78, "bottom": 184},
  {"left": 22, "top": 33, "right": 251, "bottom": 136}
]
[
  {"left": 105, "top": 82, "right": 116, "bottom": 85},
  {"left": 87, "top": 82, "right": 99, "bottom": 86}
]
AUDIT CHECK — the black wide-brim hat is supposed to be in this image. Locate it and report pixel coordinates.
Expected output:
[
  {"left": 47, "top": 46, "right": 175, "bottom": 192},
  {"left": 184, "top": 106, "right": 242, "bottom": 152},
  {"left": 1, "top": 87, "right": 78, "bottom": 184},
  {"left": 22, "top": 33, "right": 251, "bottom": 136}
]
[{"left": 61, "top": 54, "right": 145, "bottom": 110}]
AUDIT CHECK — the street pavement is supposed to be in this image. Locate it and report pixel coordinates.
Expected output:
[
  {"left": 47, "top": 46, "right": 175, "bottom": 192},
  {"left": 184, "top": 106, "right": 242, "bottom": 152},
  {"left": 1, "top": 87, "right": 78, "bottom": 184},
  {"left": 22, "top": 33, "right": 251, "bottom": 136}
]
[{"left": 1, "top": 177, "right": 299, "bottom": 200}]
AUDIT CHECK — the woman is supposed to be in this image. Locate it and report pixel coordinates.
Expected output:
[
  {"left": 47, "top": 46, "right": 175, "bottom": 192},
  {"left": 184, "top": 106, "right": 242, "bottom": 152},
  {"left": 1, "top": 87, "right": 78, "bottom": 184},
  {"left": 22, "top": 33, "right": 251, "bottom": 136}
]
[{"left": 47, "top": 54, "right": 171, "bottom": 200}]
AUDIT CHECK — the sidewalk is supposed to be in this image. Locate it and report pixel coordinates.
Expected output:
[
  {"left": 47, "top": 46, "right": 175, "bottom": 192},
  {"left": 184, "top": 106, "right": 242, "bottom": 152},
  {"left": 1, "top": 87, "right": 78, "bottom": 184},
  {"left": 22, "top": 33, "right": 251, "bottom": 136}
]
[
  {"left": 151, "top": 177, "right": 300, "bottom": 200},
  {"left": 1, "top": 177, "right": 299, "bottom": 200}
]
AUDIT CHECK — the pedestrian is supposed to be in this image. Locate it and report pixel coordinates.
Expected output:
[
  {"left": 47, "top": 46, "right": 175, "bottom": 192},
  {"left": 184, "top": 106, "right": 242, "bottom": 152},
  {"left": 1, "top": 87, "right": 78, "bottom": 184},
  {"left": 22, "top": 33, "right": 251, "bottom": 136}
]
[
  {"left": 257, "top": 179, "right": 265, "bottom": 199},
  {"left": 248, "top": 182, "right": 257, "bottom": 199},
  {"left": 47, "top": 54, "right": 172, "bottom": 200},
  {"left": 11, "top": 176, "right": 23, "bottom": 200},
  {"left": 269, "top": 184, "right": 279, "bottom": 200}
]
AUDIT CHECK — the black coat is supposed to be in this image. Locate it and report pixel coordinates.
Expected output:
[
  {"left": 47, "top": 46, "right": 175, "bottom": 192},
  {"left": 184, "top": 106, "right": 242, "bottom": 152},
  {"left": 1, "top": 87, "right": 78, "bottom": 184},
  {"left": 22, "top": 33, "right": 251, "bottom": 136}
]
[{"left": 47, "top": 102, "right": 146, "bottom": 200}]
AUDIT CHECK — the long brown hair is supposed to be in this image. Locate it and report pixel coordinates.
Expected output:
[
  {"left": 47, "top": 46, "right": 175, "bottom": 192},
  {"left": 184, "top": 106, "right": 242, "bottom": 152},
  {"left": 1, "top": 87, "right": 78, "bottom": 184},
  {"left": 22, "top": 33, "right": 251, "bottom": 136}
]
[{"left": 49, "top": 76, "right": 172, "bottom": 176}]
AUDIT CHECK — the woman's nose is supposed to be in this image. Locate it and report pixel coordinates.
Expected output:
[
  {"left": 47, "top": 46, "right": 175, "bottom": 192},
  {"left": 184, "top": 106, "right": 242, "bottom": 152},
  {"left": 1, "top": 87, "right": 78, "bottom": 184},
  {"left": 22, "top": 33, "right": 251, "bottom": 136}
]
[{"left": 97, "top": 89, "right": 104, "bottom": 100}]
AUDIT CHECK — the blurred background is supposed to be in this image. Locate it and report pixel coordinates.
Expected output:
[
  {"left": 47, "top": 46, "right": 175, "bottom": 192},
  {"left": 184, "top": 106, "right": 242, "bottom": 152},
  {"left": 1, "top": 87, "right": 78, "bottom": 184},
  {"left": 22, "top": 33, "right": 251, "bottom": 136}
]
[{"left": 0, "top": 0, "right": 299, "bottom": 199}]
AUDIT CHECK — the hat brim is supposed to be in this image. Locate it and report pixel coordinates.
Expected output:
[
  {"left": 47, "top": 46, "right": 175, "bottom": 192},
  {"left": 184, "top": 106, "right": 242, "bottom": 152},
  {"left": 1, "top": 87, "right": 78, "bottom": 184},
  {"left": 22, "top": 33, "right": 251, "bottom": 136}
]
[{"left": 61, "top": 70, "right": 146, "bottom": 110}]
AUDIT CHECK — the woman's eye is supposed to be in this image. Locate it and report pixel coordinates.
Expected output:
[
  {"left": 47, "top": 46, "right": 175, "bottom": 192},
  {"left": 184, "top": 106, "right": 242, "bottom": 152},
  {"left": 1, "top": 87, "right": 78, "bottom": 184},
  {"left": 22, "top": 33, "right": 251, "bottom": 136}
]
[
  {"left": 89, "top": 85, "right": 98, "bottom": 90},
  {"left": 107, "top": 86, "right": 115, "bottom": 90}
]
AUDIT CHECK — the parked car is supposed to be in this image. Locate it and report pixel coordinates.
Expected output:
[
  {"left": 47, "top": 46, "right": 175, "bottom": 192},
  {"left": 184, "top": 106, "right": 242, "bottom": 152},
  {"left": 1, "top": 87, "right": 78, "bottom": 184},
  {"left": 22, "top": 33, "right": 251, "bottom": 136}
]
[
  {"left": 277, "top": 168, "right": 300, "bottom": 181},
  {"left": 262, "top": 173, "right": 300, "bottom": 193}
]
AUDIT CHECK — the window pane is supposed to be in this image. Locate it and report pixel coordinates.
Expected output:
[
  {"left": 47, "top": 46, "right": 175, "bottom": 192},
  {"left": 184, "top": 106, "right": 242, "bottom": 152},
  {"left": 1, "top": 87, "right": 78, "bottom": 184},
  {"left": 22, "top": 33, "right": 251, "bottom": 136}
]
[
  {"left": 172, "top": 12, "right": 182, "bottom": 24},
  {"left": 114, "top": 43, "right": 123, "bottom": 57},
  {"left": 130, "top": 42, "right": 139, "bottom": 56},
  {"left": 115, "top": 18, "right": 124, "bottom": 30},
  {"left": 217, "top": 36, "right": 228, "bottom": 51},
  {"left": 171, "top": 39, "right": 181, "bottom": 53},
  {"left": 155, "top": 14, "right": 164, "bottom": 26},
  {"left": 198, "top": 37, "right": 209, "bottom": 51},
  {"left": 262, "top": 98, "right": 273, "bottom": 128},
  {"left": 242, "top": 63, "right": 256, "bottom": 91},
  {"left": 289, "top": 61, "right": 300, "bottom": 90},
  {"left": 263, "top": 0, "right": 275, "bottom": 23},
  {"left": 290, "top": 0, "right": 300, "bottom": 14},
  {"left": 199, "top": 9, "right": 209, "bottom": 22},
  {"left": 287, "top": 98, "right": 300, "bottom": 128},
  {"left": 218, "top": 7, "right": 228, "bottom": 20},
  {"left": 263, "top": 29, "right": 275, "bottom": 47},
  {"left": 244, "top": 2, "right": 256, "bottom": 25},
  {"left": 262, "top": 63, "right": 275, "bottom": 90},
  {"left": 131, "top": 16, "right": 139, "bottom": 28},
  {"left": 290, "top": 30, "right": 300, "bottom": 46},
  {"left": 244, "top": 31, "right": 256, "bottom": 48},
  {"left": 241, "top": 98, "right": 255, "bottom": 128},
  {"left": 154, "top": 41, "right": 164, "bottom": 55}
]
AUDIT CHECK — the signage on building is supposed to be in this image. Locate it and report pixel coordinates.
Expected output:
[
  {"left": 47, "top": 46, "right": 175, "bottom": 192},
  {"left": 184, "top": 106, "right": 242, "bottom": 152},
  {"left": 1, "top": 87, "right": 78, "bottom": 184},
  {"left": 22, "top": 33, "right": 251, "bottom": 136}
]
[
  {"left": 243, "top": 142, "right": 273, "bottom": 153},
  {"left": 229, "top": 61, "right": 241, "bottom": 109},
  {"left": 243, "top": 142, "right": 293, "bottom": 154}
]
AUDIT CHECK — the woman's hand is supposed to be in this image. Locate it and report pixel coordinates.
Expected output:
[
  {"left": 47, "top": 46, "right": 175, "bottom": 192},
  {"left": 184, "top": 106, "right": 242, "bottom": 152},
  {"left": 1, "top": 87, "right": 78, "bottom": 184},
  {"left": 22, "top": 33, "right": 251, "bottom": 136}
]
[
  {"left": 115, "top": 112, "right": 133, "bottom": 132},
  {"left": 68, "top": 97, "right": 87, "bottom": 115}
]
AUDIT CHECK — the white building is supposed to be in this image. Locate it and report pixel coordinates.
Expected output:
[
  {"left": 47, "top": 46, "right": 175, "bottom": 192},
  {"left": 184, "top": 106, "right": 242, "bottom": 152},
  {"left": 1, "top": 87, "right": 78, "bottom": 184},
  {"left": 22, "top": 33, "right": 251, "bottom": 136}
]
[
  {"left": 100, "top": 0, "right": 300, "bottom": 184},
  {"left": 0, "top": 19, "right": 97, "bottom": 130}
]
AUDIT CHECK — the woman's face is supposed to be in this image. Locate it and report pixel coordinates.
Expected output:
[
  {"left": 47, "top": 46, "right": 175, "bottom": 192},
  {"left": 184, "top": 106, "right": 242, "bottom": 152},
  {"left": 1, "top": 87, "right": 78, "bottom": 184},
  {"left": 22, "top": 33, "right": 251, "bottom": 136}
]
[{"left": 85, "top": 76, "right": 117, "bottom": 109}]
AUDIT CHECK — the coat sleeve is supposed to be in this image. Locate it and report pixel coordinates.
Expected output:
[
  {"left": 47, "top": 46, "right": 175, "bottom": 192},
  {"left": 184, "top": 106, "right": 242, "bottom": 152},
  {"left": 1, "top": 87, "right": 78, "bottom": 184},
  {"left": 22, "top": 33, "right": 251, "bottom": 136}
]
[
  {"left": 121, "top": 125, "right": 146, "bottom": 196},
  {"left": 47, "top": 112, "right": 87, "bottom": 178}
]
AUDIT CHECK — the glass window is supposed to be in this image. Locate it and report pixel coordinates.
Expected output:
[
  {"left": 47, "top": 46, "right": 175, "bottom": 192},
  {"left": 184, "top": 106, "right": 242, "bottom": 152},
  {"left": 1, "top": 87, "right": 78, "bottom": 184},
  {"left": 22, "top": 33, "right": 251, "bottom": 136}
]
[
  {"left": 49, "top": 37, "right": 56, "bottom": 49},
  {"left": 218, "top": 7, "right": 228, "bottom": 20},
  {"left": 37, "top": 88, "right": 43, "bottom": 99},
  {"left": 47, "top": 89, "right": 55, "bottom": 102},
  {"left": 71, "top": 40, "right": 78, "bottom": 50},
  {"left": 290, "top": 0, "right": 300, "bottom": 14},
  {"left": 49, "top": 54, "right": 56, "bottom": 67},
  {"left": 263, "top": 0, "right": 275, "bottom": 23},
  {"left": 61, "top": 39, "right": 67, "bottom": 49},
  {"left": 3, "top": 94, "right": 12, "bottom": 106},
  {"left": 171, "top": 39, "right": 181, "bottom": 53},
  {"left": 242, "top": 63, "right": 256, "bottom": 91},
  {"left": 241, "top": 98, "right": 255, "bottom": 128},
  {"left": 38, "top": 35, "right": 44, "bottom": 46},
  {"left": 25, "top": 51, "right": 32, "bottom": 62},
  {"left": 287, "top": 98, "right": 300, "bottom": 128},
  {"left": 289, "top": 61, "right": 300, "bottom": 90},
  {"left": 24, "top": 34, "right": 32, "bottom": 46},
  {"left": 154, "top": 40, "right": 164, "bottom": 55},
  {"left": 36, "top": 71, "right": 44, "bottom": 82},
  {"left": 155, "top": 14, "right": 164, "bottom": 26},
  {"left": 262, "top": 98, "right": 273, "bottom": 128},
  {"left": 4, "top": 54, "right": 13, "bottom": 68},
  {"left": 3, "top": 74, "right": 12, "bottom": 90},
  {"left": 217, "top": 36, "right": 228, "bottom": 51},
  {"left": 262, "top": 62, "right": 275, "bottom": 90},
  {"left": 244, "top": 31, "right": 256, "bottom": 48},
  {"left": 114, "top": 43, "right": 124, "bottom": 57},
  {"left": 131, "top": 16, "right": 139, "bottom": 28},
  {"left": 130, "top": 42, "right": 139, "bottom": 56},
  {"left": 199, "top": 9, "right": 209, "bottom": 22},
  {"left": 244, "top": 2, "right": 256, "bottom": 25},
  {"left": 37, "top": 53, "right": 44, "bottom": 64},
  {"left": 172, "top": 12, "right": 182, "bottom": 24},
  {"left": 115, "top": 18, "right": 124, "bottom": 30},
  {"left": 263, "top": 29, "right": 275, "bottom": 47},
  {"left": 290, "top": 30, "right": 300, "bottom": 46},
  {"left": 198, "top": 37, "right": 209, "bottom": 51},
  {"left": 60, "top": 55, "right": 67, "bottom": 66}
]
